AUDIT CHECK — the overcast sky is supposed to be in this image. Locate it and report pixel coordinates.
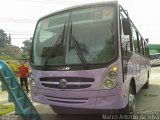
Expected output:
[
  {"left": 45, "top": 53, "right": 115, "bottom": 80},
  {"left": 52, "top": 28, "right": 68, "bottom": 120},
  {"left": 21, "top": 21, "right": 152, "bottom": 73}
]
[{"left": 0, "top": 0, "right": 160, "bottom": 47}]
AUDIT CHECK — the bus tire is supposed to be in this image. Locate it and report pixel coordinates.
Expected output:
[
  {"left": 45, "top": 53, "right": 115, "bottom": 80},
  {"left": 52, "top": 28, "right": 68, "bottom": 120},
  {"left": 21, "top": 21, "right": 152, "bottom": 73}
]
[
  {"left": 142, "top": 76, "right": 149, "bottom": 89},
  {"left": 123, "top": 86, "right": 136, "bottom": 115},
  {"left": 51, "top": 106, "right": 63, "bottom": 115}
]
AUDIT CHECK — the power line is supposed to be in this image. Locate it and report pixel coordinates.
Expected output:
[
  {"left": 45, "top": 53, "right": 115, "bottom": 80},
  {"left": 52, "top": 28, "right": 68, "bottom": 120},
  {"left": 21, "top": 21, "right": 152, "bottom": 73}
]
[
  {"left": 5, "top": 31, "right": 33, "bottom": 35},
  {"left": 0, "top": 17, "right": 37, "bottom": 22},
  {"left": 0, "top": 20, "right": 36, "bottom": 24},
  {"left": 4, "top": 30, "right": 34, "bottom": 34},
  {"left": 146, "top": 37, "right": 160, "bottom": 39},
  {"left": 12, "top": 38, "right": 31, "bottom": 39},
  {"left": 0, "top": 17, "right": 37, "bottom": 24},
  {"left": 0, "top": 21, "right": 36, "bottom": 24},
  {"left": 10, "top": 33, "right": 33, "bottom": 35},
  {"left": 0, "top": 29, "right": 33, "bottom": 36},
  {"left": 22, "top": 0, "right": 82, "bottom": 5},
  {"left": 5, "top": 31, "right": 33, "bottom": 34}
]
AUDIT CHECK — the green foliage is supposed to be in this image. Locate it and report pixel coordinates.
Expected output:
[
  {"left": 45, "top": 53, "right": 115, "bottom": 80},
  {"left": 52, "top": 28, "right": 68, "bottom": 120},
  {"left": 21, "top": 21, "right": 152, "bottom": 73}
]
[
  {"left": 6, "top": 60, "right": 19, "bottom": 73},
  {"left": 149, "top": 44, "right": 160, "bottom": 54},
  {"left": 21, "top": 53, "right": 29, "bottom": 59},
  {"left": 21, "top": 37, "right": 32, "bottom": 53},
  {"left": 21, "top": 37, "right": 32, "bottom": 59},
  {"left": 0, "top": 86, "right": 2, "bottom": 95},
  {"left": 0, "top": 104, "right": 15, "bottom": 116},
  {"left": 0, "top": 29, "right": 11, "bottom": 48},
  {"left": 0, "top": 55, "right": 13, "bottom": 60},
  {"left": 0, "top": 54, "right": 19, "bottom": 74}
]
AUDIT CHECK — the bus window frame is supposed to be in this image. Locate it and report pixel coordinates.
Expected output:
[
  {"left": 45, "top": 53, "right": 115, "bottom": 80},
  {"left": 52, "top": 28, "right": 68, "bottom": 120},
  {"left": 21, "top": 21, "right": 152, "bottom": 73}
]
[
  {"left": 137, "top": 32, "right": 141, "bottom": 53},
  {"left": 119, "top": 6, "right": 133, "bottom": 52},
  {"left": 30, "top": 3, "right": 119, "bottom": 70},
  {"left": 140, "top": 38, "right": 144, "bottom": 55},
  {"left": 132, "top": 26, "right": 139, "bottom": 53}
]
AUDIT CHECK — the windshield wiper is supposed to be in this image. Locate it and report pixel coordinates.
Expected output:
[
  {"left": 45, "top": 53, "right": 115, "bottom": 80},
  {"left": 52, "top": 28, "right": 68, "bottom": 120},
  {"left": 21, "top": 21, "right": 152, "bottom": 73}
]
[
  {"left": 42, "top": 22, "right": 66, "bottom": 70},
  {"left": 69, "top": 21, "right": 88, "bottom": 69}
]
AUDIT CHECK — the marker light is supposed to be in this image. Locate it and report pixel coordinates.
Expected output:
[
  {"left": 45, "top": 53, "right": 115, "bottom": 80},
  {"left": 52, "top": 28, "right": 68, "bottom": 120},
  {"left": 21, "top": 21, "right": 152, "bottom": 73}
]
[{"left": 112, "top": 66, "right": 118, "bottom": 71}]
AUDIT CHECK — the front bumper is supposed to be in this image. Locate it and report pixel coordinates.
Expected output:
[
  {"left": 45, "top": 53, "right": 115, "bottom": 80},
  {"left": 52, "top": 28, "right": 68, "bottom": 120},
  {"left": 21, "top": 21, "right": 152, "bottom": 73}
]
[{"left": 31, "top": 85, "right": 124, "bottom": 110}]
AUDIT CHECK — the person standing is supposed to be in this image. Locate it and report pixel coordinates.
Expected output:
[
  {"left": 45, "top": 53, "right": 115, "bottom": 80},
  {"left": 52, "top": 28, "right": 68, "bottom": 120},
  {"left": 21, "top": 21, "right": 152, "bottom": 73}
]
[{"left": 18, "top": 61, "right": 29, "bottom": 94}]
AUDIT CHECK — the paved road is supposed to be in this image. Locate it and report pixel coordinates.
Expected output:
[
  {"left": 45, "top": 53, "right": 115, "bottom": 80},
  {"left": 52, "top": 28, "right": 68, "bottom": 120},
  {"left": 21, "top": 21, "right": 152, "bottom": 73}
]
[
  {"left": 33, "top": 67, "right": 160, "bottom": 120},
  {"left": 136, "top": 67, "right": 160, "bottom": 114}
]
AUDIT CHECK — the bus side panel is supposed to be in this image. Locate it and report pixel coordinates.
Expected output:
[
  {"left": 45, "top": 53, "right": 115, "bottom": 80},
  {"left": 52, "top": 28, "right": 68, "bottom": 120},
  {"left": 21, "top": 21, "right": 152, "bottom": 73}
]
[{"left": 123, "top": 52, "right": 150, "bottom": 102}]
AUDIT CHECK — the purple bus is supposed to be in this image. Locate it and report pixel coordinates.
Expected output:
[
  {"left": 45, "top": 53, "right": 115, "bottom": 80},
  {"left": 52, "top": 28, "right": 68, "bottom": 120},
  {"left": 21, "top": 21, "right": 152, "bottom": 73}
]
[{"left": 30, "top": 1, "right": 150, "bottom": 114}]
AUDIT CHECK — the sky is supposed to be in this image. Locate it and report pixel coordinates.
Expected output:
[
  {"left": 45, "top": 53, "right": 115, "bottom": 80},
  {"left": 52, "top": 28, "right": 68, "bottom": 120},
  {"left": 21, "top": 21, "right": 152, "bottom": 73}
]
[{"left": 0, "top": 0, "right": 160, "bottom": 47}]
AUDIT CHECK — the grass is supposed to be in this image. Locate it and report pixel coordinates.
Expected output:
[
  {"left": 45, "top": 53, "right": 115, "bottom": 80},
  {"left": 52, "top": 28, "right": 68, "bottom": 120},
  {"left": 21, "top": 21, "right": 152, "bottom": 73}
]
[
  {"left": 0, "top": 89, "right": 2, "bottom": 95},
  {"left": 0, "top": 84, "right": 2, "bottom": 94},
  {"left": 0, "top": 104, "right": 15, "bottom": 116},
  {"left": 0, "top": 84, "right": 15, "bottom": 116}
]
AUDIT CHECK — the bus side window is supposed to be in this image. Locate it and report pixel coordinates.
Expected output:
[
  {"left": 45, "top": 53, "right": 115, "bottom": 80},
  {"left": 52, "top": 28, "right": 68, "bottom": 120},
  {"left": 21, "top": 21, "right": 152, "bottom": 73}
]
[
  {"left": 137, "top": 34, "right": 141, "bottom": 53},
  {"left": 139, "top": 37, "right": 144, "bottom": 55},
  {"left": 146, "top": 44, "right": 150, "bottom": 57},
  {"left": 141, "top": 39, "right": 145, "bottom": 55},
  {"left": 132, "top": 27, "right": 139, "bottom": 53},
  {"left": 144, "top": 42, "right": 149, "bottom": 57}
]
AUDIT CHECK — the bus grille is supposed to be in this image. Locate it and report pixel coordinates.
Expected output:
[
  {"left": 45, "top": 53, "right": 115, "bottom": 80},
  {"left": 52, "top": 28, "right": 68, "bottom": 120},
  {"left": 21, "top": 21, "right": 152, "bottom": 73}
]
[
  {"left": 44, "top": 95, "right": 88, "bottom": 104},
  {"left": 40, "top": 77, "right": 94, "bottom": 89}
]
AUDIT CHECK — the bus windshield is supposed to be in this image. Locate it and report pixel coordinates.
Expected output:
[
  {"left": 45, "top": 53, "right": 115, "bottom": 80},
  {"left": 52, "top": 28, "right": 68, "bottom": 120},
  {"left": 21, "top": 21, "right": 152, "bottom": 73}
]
[{"left": 33, "top": 6, "right": 117, "bottom": 66}]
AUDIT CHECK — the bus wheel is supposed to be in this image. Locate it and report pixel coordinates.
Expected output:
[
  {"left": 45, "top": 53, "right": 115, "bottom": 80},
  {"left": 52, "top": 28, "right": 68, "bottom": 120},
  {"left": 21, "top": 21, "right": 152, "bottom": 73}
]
[
  {"left": 124, "top": 86, "right": 136, "bottom": 115},
  {"left": 142, "top": 77, "right": 149, "bottom": 89},
  {"left": 51, "top": 106, "right": 63, "bottom": 115}
]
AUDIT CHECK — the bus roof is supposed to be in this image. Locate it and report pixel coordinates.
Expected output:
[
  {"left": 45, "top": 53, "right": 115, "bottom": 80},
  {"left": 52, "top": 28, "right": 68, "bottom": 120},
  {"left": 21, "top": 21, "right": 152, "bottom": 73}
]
[{"left": 38, "top": 0, "right": 118, "bottom": 21}]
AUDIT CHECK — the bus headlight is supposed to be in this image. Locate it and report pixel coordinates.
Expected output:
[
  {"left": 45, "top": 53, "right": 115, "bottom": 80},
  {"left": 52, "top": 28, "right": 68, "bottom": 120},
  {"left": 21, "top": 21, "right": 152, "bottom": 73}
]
[
  {"left": 105, "top": 80, "right": 113, "bottom": 88},
  {"left": 99, "top": 65, "right": 118, "bottom": 90},
  {"left": 109, "top": 71, "right": 117, "bottom": 79},
  {"left": 103, "top": 79, "right": 117, "bottom": 89}
]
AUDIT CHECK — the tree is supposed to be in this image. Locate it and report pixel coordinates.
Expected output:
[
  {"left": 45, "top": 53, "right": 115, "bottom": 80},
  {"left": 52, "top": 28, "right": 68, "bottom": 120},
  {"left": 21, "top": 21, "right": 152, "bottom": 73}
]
[
  {"left": 149, "top": 44, "right": 160, "bottom": 54},
  {"left": 0, "top": 29, "right": 11, "bottom": 48},
  {"left": 21, "top": 37, "right": 32, "bottom": 59},
  {"left": 7, "top": 34, "right": 11, "bottom": 44},
  {"left": 0, "top": 29, "right": 7, "bottom": 47},
  {"left": 21, "top": 53, "right": 29, "bottom": 59},
  {"left": 21, "top": 37, "right": 32, "bottom": 53}
]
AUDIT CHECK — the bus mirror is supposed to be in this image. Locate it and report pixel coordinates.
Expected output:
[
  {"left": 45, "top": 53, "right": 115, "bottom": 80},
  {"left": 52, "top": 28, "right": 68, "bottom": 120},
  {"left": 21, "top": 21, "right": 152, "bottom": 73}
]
[{"left": 122, "top": 18, "right": 131, "bottom": 35}]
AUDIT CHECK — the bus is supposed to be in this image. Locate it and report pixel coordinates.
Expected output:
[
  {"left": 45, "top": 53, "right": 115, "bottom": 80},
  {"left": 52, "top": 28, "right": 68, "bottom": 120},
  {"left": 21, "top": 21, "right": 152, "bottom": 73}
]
[{"left": 30, "top": 1, "right": 150, "bottom": 114}]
